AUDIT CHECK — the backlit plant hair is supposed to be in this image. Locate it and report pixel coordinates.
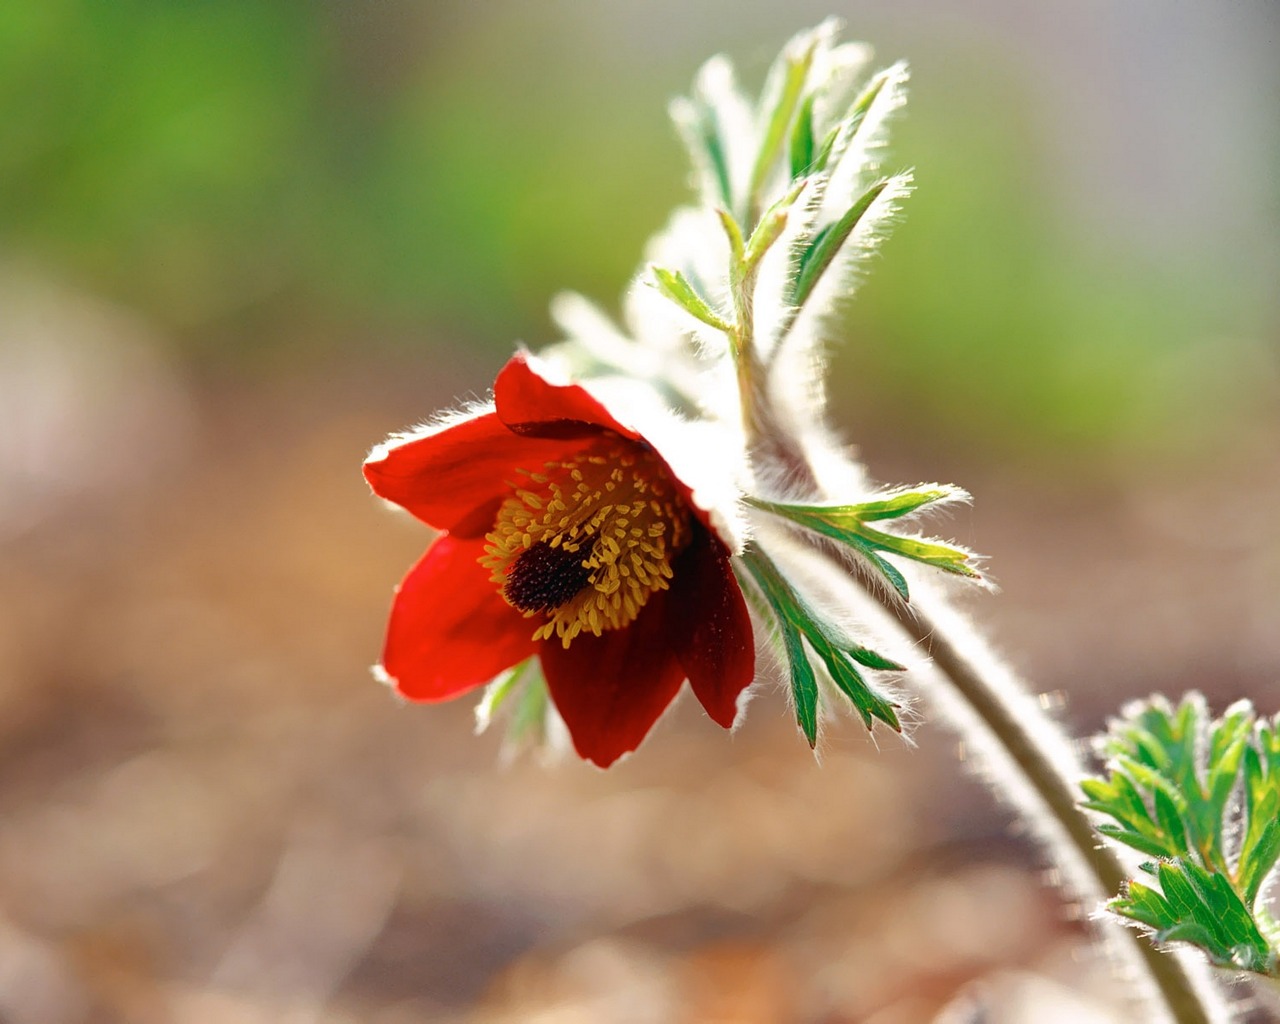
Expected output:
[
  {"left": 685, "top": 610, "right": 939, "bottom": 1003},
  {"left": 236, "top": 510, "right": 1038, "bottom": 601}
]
[{"left": 365, "top": 20, "right": 1260, "bottom": 1022}]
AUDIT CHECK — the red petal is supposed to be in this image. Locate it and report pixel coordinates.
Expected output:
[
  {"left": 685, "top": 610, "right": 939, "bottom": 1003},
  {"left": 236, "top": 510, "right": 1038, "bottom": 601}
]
[
  {"left": 494, "top": 353, "right": 640, "bottom": 440},
  {"left": 494, "top": 354, "right": 734, "bottom": 553},
  {"left": 667, "top": 528, "right": 755, "bottom": 728},
  {"left": 382, "top": 535, "right": 536, "bottom": 701},
  {"left": 364, "top": 411, "right": 579, "bottom": 535},
  {"left": 539, "top": 592, "right": 684, "bottom": 767}
]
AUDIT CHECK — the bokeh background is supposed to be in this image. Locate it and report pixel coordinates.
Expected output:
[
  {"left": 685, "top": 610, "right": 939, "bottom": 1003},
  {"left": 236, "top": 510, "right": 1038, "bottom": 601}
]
[{"left": 1, "top": 2, "right": 1277, "bottom": 1022}]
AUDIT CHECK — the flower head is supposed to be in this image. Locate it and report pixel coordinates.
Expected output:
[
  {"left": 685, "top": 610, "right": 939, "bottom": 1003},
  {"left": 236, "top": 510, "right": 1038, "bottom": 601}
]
[
  {"left": 365, "top": 22, "right": 982, "bottom": 763},
  {"left": 364, "top": 352, "right": 755, "bottom": 767}
]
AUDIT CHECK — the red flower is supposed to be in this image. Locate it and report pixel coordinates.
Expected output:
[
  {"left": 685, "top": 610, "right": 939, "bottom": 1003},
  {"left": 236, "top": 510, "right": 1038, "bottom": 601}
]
[{"left": 364, "top": 353, "right": 755, "bottom": 767}]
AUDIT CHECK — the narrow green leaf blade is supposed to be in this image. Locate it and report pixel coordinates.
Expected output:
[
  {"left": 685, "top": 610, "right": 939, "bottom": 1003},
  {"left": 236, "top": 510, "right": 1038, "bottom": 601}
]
[
  {"left": 650, "top": 265, "right": 732, "bottom": 332},
  {"left": 748, "top": 35, "right": 815, "bottom": 211},
  {"left": 791, "top": 179, "right": 888, "bottom": 307},
  {"left": 789, "top": 91, "right": 816, "bottom": 178}
]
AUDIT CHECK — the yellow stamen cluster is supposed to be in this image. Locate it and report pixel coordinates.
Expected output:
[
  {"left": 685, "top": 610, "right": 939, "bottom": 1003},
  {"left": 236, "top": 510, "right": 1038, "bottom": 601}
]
[{"left": 480, "top": 436, "right": 691, "bottom": 648}]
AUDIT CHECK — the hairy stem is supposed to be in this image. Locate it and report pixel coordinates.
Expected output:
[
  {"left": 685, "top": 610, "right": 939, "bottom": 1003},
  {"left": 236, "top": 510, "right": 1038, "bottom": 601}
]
[
  {"left": 759, "top": 406, "right": 1225, "bottom": 1020},
  {"left": 872, "top": 587, "right": 1227, "bottom": 1023}
]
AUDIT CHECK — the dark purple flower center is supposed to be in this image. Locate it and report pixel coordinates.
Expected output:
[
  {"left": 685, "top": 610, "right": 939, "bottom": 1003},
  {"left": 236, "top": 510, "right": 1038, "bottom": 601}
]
[{"left": 503, "top": 541, "right": 594, "bottom": 613}]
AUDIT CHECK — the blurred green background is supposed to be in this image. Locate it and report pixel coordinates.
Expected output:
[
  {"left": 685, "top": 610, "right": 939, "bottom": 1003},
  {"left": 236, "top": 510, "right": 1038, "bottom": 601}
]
[
  {"left": 1, "top": 3, "right": 1278, "bottom": 1023},
  {"left": 3, "top": 1, "right": 1275, "bottom": 458}
]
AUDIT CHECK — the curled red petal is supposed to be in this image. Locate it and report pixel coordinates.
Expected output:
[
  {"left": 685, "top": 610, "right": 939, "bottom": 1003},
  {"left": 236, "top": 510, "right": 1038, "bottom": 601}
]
[
  {"left": 539, "top": 592, "right": 684, "bottom": 767},
  {"left": 382, "top": 534, "right": 536, "bottom": 701},
  {"left": 493, "top": 353, "right": 731, "bottom": 545},
  {"left": 364, "top": 410, "right": 580, "bottom": 535},
  {"left": 494, "top": 352, "right": 640, "bottom": 440},
  {"left": 667, "top": 526, "right": 755, "bottom": 728}
]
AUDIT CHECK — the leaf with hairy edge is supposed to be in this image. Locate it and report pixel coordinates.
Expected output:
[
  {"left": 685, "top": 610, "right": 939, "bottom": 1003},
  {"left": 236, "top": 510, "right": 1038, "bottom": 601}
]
[
  {"left": 746, "top": 490, "right": 981, "bottom": 600},
  {"left": 474, "top": 659, "right": 555, "bottom": 755},
  {"left": 789, "top": 92, "right": 816, "bottom": 178},
  {"left": 741, "top": 548, "right": 902, "bottom": 739},
  {"left": 650, "top": 266, "right": 731, "bottom": 332},
  {"left": 671, "top": 94, "right": 734, "bottom": 210},
  {"left": 791, "top": 180, "right": 888, "bottom": 307},
  {"left": 1084, "top": 695, "right": 1280, "bottom": 978},
  {"left": 813, "top": 66, "right": 893, "bottom": 173},
  {"left": 741, "top": 555, "right": 818, "bottom": 745},
  {"left": 748, "top": 28, "right": 820, "bottom": 218}
]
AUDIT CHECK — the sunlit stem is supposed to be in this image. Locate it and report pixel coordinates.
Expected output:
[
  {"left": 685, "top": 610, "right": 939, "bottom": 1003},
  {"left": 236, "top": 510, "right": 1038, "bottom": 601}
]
[
  {"left": 758, "top": 425, "right": 1224, "bottom": 1024},
  {"left": 880, "top": 595, "right": 1222, "bottom": 1024},
  {"left": 718, "top": 206, "right": 800, "bottom": 457}
]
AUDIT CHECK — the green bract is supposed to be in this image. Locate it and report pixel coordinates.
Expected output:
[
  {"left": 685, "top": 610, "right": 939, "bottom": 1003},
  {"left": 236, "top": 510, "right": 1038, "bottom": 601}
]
[
  {"left": 742, "top": 548, "right": 902, "bottom": 744},
  {"left": 746, "top": 488, "right": 979, "bottom": 601}
]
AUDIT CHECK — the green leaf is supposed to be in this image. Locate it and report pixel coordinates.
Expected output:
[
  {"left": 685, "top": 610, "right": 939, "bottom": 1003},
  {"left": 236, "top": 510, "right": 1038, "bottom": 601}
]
[
  {"left": 715, "top": 208, "right": 746, "bottom": 269},
  {"left": 671, "top": 90, "right": 734, "bottom": 210},
  {"left": 1096, "top": 824, "right": 1176, "bottom": 860},
  {"left": 1239, "top": 814, "right": 1280, "bottom": 906},
  {"left": 745, "top": 491, "right": 981, "bottom": 601},
  {"left": 784, "top": 622, "right": 820, "bottom": 747},
  {"left": 473, "top": 659, "right": 554, "bottom": 756},
  {"left": 508, "top": 665, "right": 551, "bottom": 744},
  {"left": 748, "top": 30, "right": 818, "bottom": 216},
  {"left": 813, "top": 66, "right": 892, "bottom": 173},
  {"left": 1113, "top": 879, "right": 1171, "bottom": 929},
  {"left": 740, "top": 179, "right": 805, "bottom": 276},
  {"left": 863, "top": 548, "right": 910, "bottom": 601},
  {"left": 844, "top": 487, "right": 963, "bottom": 521},
  {"left": 650, "top": 265, "right": 731, "bottom": 332},
  {"left": 855, "top": 524, "right": 981, "bottom": 579},
  {"left": 1084, "top": 695, "right": 1280, "bottom": 977},
  {"left": 791, "top": 179, "right": 888, "bottom": 307},
  {"left": 789, "top": 92, "right": 816, "bottom": 178},
  {"left": 804, "top": 626, "right": 901, "bottom": 732},
  {"left": 474, "top": 663, "right": 526, "bottom": 734},
  {"left": 1154, "top": 786, "right": 1189, "bottom": 856},
  {"left": 740, "top": 547, "right": 902, "bottom": 741},
  {"left": 1110, "top": 860, "right": 1274, "bottom": 973}
]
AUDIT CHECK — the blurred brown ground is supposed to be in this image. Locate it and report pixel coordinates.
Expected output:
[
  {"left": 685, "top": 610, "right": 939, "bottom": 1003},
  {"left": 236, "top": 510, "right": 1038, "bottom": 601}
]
[{"left": 1, "top": 287, "right": 1277, "bottom": 1024}]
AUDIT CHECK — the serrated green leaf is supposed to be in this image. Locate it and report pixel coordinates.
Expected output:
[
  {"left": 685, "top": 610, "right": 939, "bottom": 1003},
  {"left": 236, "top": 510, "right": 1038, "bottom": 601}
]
[
  {"left": 844, "top": 643, "right": 905, "bottom": 672},
  {"left": 1112, "top": 772, "right": 1160, "bottom": 833},
  {"left": 740, "top": 551, "right": 818, "bottom": 746},
  {"left": 1096, "top": 824, "right": 1176, "bottom": 860},
  {"left": 650, "top": 265, "right": 732, "bottom": 332},
  {"left": 1079, "top": 777, "right": 1111, "bottom": 803},
  {"left": 1087, "top": 695, "right": 1280, "bottom": 977},
  {"left": 1157, "top": 921, "right": 1223, "bottom": 956},
  {"left": 1154, "top": 786, "right": 1189, "bottom": 856},
  {"left": 1112, "top": 880, "right": 1171, "bottom": 929},
  {"left": 1207, "top": 731, "right": 1248, "bottom": 818},
  {"left": 1082, "top": 768, "right": 1164, "bottom": 844}
]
